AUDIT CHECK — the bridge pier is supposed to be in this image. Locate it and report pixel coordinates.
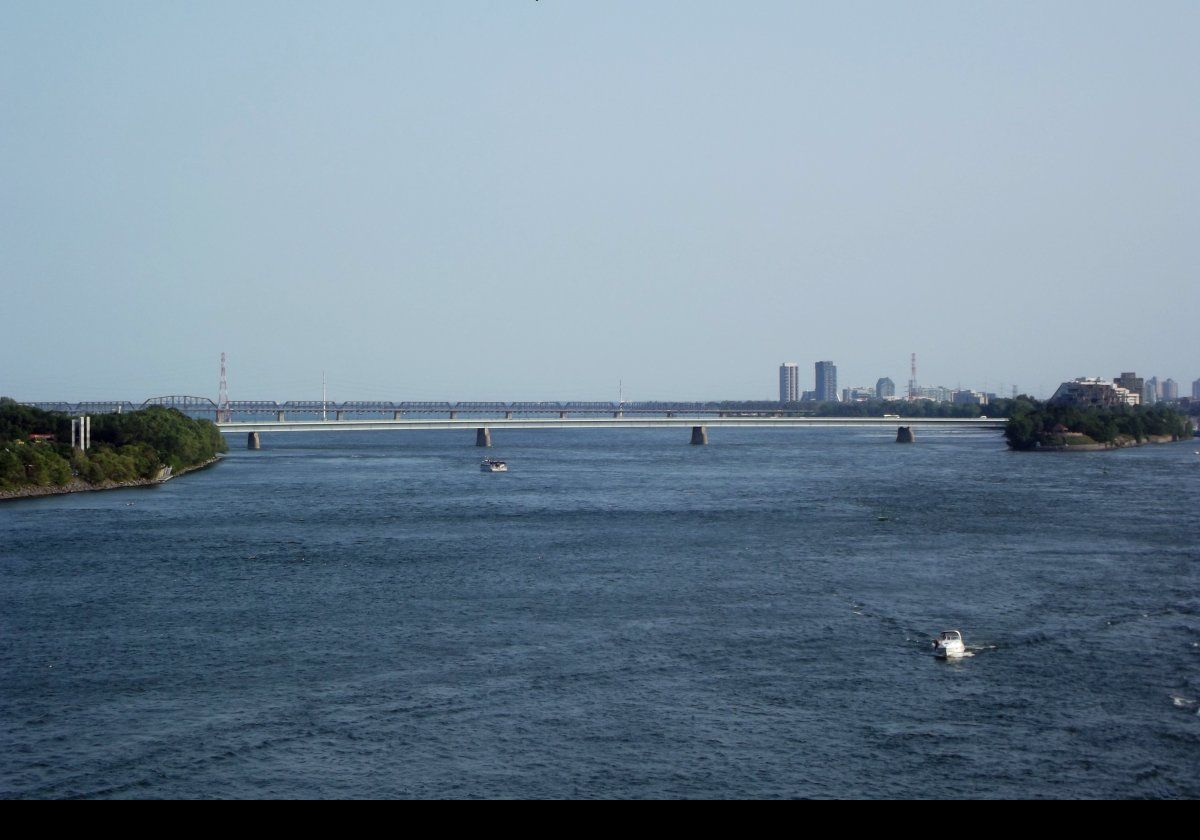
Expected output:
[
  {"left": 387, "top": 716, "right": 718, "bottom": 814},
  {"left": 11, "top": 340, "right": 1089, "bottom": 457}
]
[
  {"left": 896, "top": 426, "right": 915, "bottom": 443},
  {"left": 476, "top": 427, "right": 492, "bottom": 447},
  {"left": 504, "top": 411, "right": 513, "bottom": 419},
  {"left": 559, "top": 411, "right": 566, "bottom": 419},
  {"left": 690, "top": 425, "right": 708, "bottom": 445},
  {"left": 247, "top": 432, "right": 261, "bottom": 450},
  {"left": 450, "top": 410, "right": 457, "bottom": 419},
  {"left": 276, "top": 411, "right": 285, "bottom": 422},
  {"left": 393, "top": 411, "right": 402, "bottom": 420},
  {"left": 336, "top": 410, "right": 345, "bottom": 421}
]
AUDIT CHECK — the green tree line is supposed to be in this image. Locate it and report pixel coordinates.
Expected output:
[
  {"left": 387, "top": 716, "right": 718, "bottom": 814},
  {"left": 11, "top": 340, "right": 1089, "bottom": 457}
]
[
  {"left": 1004, "top": 400, "right": 1195, "bottom": 450},
  {"left": 0, "top": 398, "right": 227, "bottom": 490},
  {"left": 810, "top": 397, "right": 1024, "bottom": 418}
]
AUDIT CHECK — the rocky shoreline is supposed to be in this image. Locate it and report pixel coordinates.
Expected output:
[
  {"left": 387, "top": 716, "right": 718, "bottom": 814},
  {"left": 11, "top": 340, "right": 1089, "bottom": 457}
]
[
  {"left": 1033, "top": 433, "right": 1185, "bottom": 452},
  {"left": 0, "top": 455, "right": 224, "bottom": 502}
]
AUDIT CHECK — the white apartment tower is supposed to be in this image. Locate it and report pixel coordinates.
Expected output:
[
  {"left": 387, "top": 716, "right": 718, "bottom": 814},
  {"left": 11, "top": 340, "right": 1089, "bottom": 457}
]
[{"left": 779, "top": 363, "right": 800, "bottom": 403}]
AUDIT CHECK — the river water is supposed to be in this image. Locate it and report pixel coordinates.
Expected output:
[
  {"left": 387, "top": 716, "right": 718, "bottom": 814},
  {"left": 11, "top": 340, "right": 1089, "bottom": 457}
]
[{"left": 2, "top": 427, "right": 1197, "bottom": 798}]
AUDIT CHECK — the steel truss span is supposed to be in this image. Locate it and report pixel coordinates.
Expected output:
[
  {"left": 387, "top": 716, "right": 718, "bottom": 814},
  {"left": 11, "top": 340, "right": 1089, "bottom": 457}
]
[
  {"left": 21, "top": 397, "right": 1002, "bottom": 422},
  {"left": 216, "top": 416, "right": 1007, "bottom": 433}
]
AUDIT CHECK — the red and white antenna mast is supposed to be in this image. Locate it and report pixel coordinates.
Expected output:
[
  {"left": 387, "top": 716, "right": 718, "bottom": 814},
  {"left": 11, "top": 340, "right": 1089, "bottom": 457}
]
[{"left": 218, "top": 352, "right": 230, "bottom": 421}]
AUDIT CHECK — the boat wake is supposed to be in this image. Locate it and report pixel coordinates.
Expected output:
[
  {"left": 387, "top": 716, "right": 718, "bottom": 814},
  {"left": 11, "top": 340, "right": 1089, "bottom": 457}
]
[{"left": 838, "top": 595, "right": 1003, "bottom": 661}]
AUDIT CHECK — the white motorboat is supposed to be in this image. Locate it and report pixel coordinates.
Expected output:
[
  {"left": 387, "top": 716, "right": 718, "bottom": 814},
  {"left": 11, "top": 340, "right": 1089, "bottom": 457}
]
[
  {"left": 480, "top": 459, "right": 508, "bottom": 473},
  {"left": 932, "top": 630, "right": 966, "bottom": 659}
]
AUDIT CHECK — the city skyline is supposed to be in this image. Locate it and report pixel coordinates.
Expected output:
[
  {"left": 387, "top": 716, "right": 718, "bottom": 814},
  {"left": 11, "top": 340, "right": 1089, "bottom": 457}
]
[{"left": 6, "top": 350, "right": 1199, "bottom": 405}]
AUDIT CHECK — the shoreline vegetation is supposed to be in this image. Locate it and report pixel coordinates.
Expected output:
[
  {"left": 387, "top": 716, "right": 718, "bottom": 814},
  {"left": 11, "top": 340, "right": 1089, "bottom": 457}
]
[
  {"left": 1003, "top": 400, "right": 1195, "bottom": 451},
  {"left": 0, "top": 454, "right": 224, "bottom": 501},
  {"left": 736, "top": 397, "right": 1019, "bottom": 418},
  {"left": 0, "top": 398, "right": 228, "bottom": 501}
]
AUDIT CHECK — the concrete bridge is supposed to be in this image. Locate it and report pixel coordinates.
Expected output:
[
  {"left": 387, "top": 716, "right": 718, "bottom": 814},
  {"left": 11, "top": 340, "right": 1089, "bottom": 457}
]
[
  {"left": 20, "top": 396, "right": 1005, "bottom": 447},
  {"left": 217, "top": 415, "right": 1007, "bottom": 449}
]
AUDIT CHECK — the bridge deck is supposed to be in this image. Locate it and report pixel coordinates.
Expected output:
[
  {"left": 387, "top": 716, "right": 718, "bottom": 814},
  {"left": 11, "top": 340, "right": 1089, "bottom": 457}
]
[{"left": 217, "top": 416, "right": 1007, "bottom": 433}]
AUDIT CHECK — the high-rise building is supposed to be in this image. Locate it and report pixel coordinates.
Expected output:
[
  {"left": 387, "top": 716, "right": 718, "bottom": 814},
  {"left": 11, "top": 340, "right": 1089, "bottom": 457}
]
[
  {"left": 1114, "top": 372, "right": 1143, "bottom": 405},
  {"left": 779, "top": 363, "right": 799, "bottom": 403},
  {"left": 1145, "top": 377, "right": 1160, "bottom": 405},
  {"left": 1162, "top": 379, "right": 1179, "bottom": 401},
  {"left": 1193, "top": 378, "right": 1200, "bottom": 401},
  {"left": 876, "top": 377, "right": 896, "bottom": 399},
  {"left": 815, "top": 361, "right": 838, "bottom": 402}
]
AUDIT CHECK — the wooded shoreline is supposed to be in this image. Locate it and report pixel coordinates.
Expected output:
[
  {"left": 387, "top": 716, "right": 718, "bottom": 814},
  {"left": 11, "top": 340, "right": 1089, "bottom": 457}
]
[{"left": 0, "top": 454, "right": 223, "bottom": 502}]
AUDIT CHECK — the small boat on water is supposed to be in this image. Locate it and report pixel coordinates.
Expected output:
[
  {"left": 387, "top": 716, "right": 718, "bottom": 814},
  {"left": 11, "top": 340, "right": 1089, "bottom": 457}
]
[
  {"left": 932, "top": 630, "right": 966, "bottom": 659},
  {"left": 480, "top": 458, "right": 508, "bottom": 473}
]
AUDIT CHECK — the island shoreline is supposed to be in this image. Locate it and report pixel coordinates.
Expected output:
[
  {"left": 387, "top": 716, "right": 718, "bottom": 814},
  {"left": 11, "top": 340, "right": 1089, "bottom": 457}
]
[
  {"left": 1027, "top": 434, "right": 1189, "bottom": 452},
  {"left": 0, "top": 454, "right": 225, "bottom": 502}
]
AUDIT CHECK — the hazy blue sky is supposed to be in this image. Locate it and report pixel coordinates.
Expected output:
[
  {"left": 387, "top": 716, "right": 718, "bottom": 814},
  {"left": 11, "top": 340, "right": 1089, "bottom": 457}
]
[{"left": 2, "top": 2, "right": 1196, "bottom": 401}]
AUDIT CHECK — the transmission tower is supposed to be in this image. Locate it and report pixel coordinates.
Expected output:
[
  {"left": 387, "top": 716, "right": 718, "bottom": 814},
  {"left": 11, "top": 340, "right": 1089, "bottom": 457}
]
[
  {"left": 907, "top": 352, "right": 918, "bottom": 400},
  {"left": 218, "top": 352, "right": 230, "bottom": 422}
]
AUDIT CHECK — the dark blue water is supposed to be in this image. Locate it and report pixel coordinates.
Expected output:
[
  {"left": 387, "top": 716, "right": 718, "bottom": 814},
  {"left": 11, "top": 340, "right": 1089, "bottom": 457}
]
[{"left": 2, "top": 428, "right": 1198, "bottom": 798}]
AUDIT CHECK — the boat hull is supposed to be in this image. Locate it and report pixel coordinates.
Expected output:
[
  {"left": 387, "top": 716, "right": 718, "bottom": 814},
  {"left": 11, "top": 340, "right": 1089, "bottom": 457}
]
[{"left": 933, "top": 640, "right": 966, "bottom": 659}]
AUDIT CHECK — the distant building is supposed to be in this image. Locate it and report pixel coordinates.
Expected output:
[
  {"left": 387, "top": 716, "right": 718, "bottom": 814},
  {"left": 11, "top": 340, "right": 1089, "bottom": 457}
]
[
  {"left": 1193, "top": 378, "right": 1200, "bottom": 401},
  {"left": 876, "top": 377, "right": 896, "bottom": 399},
  {"left": 815, "top": 361, "right": 838, "bottom": 402},
  {"left": 1114, "top": 372, "right": 1143, "bottom": 406},
  {"left": 1145, "top": 376, "right": 1160, "bottom": 405},
  {"left": 1161, "top": 379, "right": 1179, "bottom": 401},
  {"left": 1050, "top": 377, "right": 1139, "bottom": 407},
  {"left": 953, "top": 390, "right": 987, "bottom": 405},
  {"left": 844, "top": 386, "right": 875, "bottom": 402},
  {"left": 911, "top": 385, "right": 953, "bottom": 403},
  {"left": 779, "top": 363, "right": 799, "bottom": 403}
]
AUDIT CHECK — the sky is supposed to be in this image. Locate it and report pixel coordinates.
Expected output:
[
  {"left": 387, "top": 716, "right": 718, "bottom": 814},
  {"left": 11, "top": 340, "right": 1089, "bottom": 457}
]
[{"left": 2, "top": 2, "right": 1197, "bottom": 402}]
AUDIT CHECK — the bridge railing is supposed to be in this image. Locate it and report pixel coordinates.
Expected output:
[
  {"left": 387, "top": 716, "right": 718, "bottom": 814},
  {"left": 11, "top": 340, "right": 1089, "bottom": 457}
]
[{"left": 21, "top": 398, "right": 1006, "bottom": 422}]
